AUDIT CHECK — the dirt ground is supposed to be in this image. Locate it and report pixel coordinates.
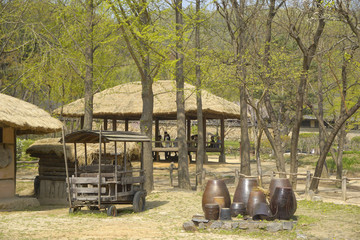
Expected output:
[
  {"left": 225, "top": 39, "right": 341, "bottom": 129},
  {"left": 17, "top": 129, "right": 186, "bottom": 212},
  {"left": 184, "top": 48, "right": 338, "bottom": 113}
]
[{"left": 1, "top": 155, "right": 360, "bottom": 239}]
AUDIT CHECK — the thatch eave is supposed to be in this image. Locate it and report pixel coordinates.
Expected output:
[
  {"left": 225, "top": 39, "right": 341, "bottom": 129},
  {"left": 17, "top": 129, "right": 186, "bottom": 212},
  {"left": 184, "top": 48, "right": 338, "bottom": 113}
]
[{"left": 0, "top": 93, "right": 63, "bottom": 135}]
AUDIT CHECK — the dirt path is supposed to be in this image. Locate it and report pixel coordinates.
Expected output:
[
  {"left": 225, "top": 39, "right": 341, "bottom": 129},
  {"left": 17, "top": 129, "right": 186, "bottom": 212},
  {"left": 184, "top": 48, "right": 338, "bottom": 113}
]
[{"left": 1, "top": 155, "right": 360, "bottom": 239}]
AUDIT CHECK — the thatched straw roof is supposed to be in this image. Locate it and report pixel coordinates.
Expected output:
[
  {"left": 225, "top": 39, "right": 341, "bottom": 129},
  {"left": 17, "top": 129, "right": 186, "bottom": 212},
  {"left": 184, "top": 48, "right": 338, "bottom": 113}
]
[
  {"left": 0, "top": 94, "right": 63, "bottom": 134},
  {"left": 54, "top": 80, "right": 241, "bottom": 120},
  {"left": 26, "top": 138, "right": 140, "bottom": 166}
]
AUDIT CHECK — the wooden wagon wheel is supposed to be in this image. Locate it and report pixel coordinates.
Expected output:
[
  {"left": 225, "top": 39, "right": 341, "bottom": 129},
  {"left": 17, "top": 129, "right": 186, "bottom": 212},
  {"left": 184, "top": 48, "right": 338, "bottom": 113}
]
[
  {"left": 107, "top": 205, "right": 118, "bottom": 217},
  {"left": 133, "top": 191, "right": 146, "bottom": 213}
]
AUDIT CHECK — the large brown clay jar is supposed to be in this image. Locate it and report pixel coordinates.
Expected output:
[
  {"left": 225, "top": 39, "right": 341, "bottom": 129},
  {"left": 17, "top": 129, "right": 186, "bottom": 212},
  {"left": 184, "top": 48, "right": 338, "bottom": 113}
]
[
  {"left": 233, "top": 178, "right": 258, "bottom": 213},
  {"left": 268, "top": 178, "right": 292, "bottom": 199},
  {"left": 202, "top": 179, "right": 231, "bottom": 212},
  {"left": 247, "top": 189, "right": 267, "bottom": 217},
  {"left": 270, "top": 187, "right": 297, "bottom": 220}
]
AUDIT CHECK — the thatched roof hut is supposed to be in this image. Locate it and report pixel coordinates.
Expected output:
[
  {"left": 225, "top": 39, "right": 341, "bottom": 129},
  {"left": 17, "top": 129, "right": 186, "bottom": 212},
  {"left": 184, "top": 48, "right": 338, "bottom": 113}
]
[
  {"left": 0, "top": 93, "right": 62, "bottom": 134},
  {"left": 54, "top": 80, "right": 240, "bottom": 120}
]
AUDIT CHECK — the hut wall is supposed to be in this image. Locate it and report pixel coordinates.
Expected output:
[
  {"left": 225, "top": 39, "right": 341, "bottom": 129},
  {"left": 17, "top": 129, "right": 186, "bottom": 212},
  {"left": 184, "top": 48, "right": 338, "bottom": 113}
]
[
  {"left": 34, "top": 153, "right": 75, "bottom": 205},
  {"left": 0, "top": 127, "right": 15, "bottom": 199}
]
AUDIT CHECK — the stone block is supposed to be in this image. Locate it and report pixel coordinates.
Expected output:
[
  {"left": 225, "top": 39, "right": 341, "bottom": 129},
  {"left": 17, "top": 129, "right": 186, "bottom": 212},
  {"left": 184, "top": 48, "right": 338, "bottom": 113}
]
[
  {"left": 282, "top": 221, "right": 294, "bottom": 230},
  {"left": 209, "top": 221, "right": 223, "bottom": 229},
  {"left": 183, "top": 221, "right": 197, "bottom": 232},
  {"left": 221, "top": 222, "right": 232, "bottom": 230},
  {"left": 198, "top": 222, "right": 206, "bottom": 230},
  {"left": 231, "top": 222, "right": 239, "bottom": 229},
  {"left": 267, "top": 222, "right": 282, "bottom": 232}
]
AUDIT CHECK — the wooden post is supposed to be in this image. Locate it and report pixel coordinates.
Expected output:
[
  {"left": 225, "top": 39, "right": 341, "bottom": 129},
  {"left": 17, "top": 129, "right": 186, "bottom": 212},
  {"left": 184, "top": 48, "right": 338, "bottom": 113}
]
[
  {"left": 155, "top": 119, "right": 159, "bottom": 161},
  {"left": 74, "top": 143, "right": 78, "bottom": 177},
  {"left": 112, "top": 119, "right": 117, "bottom": 131},
  {"left": 125, "top": 119, "right": 129, "bottom": 131},
  {"left": 104, "top": 118, "right": 108, "bottom": 130},
  {"left": 305, "top": 170, "right": 311, "bottom": 198},
  {"left": 98, "top": 128, "right": 102, "bottom": 209},
  {"left": 61, "top": 126, "right": 72, "bottom": 209},
  {"left": 170, "top": 162, "right": 174, "bottom": 187},
  {"left": 342, "top": 176, "right": 347, "bottom": 202},
  {"left": 234, "top": 169, "right": 240, "bottom": 187},
  {"left": 219, "top": 118, "right": 225, "bottom": 163}
]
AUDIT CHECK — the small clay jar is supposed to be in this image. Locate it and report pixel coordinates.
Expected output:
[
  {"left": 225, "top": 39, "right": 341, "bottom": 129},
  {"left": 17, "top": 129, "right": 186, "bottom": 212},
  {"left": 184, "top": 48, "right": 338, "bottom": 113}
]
[
  {"left": 219, "top": 208, "right": 232, "bottom": 220},
  {"left": 247, "top": 189, "right": 267, "bottom": 217},
  {"left": 230, "top": 202, "right": 246, "bottom": 217},
  {"left": 204, "top": 203, "right": 220, "bottom": 220}
]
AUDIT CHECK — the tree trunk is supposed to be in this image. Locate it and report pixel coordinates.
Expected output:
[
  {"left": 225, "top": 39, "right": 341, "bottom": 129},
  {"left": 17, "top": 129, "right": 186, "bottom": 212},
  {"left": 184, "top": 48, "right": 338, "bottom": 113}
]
[
  {"left": 195, "top": 0, "right": 204, "bottom": 190},
  {"left": 83, "top": 0, "right": 94, "bottom": 130},
  {"left": 176, "top": 0, "right": 191, "bottom": 190},
  {"left": 240, "top": 85, "right": 250, "bottom": 176},
  {"left": 140, "top": 71, "right": 154, "bottom": 193},
  {"left": 310, "top": 100, "right": 360, "bottom": 191}
]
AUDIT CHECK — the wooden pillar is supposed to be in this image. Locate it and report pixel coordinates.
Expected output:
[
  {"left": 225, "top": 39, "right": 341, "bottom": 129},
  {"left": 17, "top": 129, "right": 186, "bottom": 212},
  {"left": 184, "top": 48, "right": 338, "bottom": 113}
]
[
  {"left": 125, "top": 119, "right": 129, "bottom": 131},
  {"left": 104, "top": 118, "right": 108, "bottom": 130},
  {"left": 187, "top": 118, "right": 192, "bottom": 162},
  {"left": 112, "top": 119, "right": 117, "bottom": 131},
  {"left": 203, "top": 116, "right": 207, "bottom": 163},
  {"left": 155, "top": 119, "right": 159, "bottom": 161},
  {"left": 219, "top": 118, "right": 225, "bottom": 162},
  {"left": 187, "top": 118, "right": 191, "bottom": 141},
  {"left": 80, "top": 116, "right": 84, "bottom": 129}
]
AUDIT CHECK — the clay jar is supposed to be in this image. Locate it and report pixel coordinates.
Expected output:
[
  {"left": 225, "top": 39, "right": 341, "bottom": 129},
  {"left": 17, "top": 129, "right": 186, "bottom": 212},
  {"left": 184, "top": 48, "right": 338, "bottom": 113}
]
[
  {"left": 230, "top": 202, "right": 246, "bottom": 217},
  {"left": 202, "top": 179, "right": 231, "bottom": 212},
  {"left": 233, "top": 178, "right": 258, "bottom": 214},
  {"left": 204, "top": 203, "right": 220, "bottom": 220},
  {"left": 270, "top": 187, "right": 297, "bottom": 220},
  {"left": 268, "top": 178, "right": 292, "bottom": 199},
  {"left": 247, "top": 189, "right": 267, "bottom": 217},
  {"left": 213, "top": 196, "right": 226, "bottom": 209}
]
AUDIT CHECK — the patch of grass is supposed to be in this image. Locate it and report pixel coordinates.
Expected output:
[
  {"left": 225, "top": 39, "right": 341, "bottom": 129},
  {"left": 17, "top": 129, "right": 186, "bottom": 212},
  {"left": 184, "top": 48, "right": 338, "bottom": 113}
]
[
  {"left": 69, "top": 211, "right": 108, "bottom": 218},
  {"left": 327, "top": 156, "right": 360, "bottom": 172},
  {"left": 298, "top": 200, "right": 360, "bottom": 214}
]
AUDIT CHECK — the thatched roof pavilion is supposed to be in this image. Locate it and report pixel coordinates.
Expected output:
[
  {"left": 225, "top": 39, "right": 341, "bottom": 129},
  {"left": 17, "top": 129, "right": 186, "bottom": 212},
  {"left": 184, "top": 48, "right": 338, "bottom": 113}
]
[
  {"left": 54, "top": 80, "right": 241, "bottom": 163},
  {"left": 55, "top": 80, "right": 240, "bottom": 120},
  {"left": 0, "top": 93, "right": 63, "bottom": 134}
]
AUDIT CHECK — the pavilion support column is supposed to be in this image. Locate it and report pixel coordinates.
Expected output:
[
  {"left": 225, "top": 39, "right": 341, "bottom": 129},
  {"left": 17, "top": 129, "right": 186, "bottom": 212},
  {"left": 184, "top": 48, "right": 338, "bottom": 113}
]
[
  {"left": 219, "top": 118, "right": 226, "bottom": 163},
  {"left": 187, "top": 118, "right": 192, "bottom": 162},
  {"left": 104, "top": 118, "right": 108, "bottom": 130},
  {"left": 80, "top": 116, "right": 84, "bottom": 130},
  {"left": 125, "top": 119, "right": 129, "bottom": 131},
  {"left": 203, "top": 116, "right": 208, "bottom": 163},
  {"left": 155, "top": 119, "right": 159, "bottom": 161},
  {"left": 112, "top": 119, "right": 117, "bottom": 131}
]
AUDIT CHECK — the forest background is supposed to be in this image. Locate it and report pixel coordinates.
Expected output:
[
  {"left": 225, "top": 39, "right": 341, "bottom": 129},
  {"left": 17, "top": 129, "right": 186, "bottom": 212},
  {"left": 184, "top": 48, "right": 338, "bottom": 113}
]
[{"left": 2, "top": 0, "right": 360, "bottom": 192}]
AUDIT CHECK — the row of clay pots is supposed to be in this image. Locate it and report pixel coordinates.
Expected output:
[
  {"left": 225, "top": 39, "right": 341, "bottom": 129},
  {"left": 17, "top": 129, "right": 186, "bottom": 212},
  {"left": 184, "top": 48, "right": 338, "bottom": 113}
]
[{"left": 202, "top": 178, "right": 297, "bottom": 220}]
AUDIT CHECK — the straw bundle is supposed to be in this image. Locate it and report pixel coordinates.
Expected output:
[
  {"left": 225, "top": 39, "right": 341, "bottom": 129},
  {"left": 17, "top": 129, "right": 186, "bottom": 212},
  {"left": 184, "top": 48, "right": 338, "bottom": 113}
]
[
  {"left": 0, "top": 93, "right": 62, "bottom": 134},
  {"left": 54, "top": 80, "right": 241, "bottom": 119}
]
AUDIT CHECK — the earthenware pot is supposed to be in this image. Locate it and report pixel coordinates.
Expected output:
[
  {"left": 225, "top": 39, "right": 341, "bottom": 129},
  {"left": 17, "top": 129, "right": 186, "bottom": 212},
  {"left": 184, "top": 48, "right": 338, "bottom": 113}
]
[
  {"left": 270, "top": 187, "right": 297, "bottom": 220},
  {"left": 202, "top": 179, "right": 231, "bottom": 212},
  {"left": 233, "top": 178, "right": 258, "bottom": 214},
  {"left": 204, "top": 203, "right": 220, "bottom": 220},
  {"left": 252, "top": 202, "right": 271, "bottom": 221},
  {"left": 230, "top": 202, "right": 246, "bottom": 217},
  {"left": 247, "top": 189, "right": 267, "bottom": 217},
  {"left": 213, "top": 196, "right": 225, "bottom": 209},
  {"left": 268, "top": 178, "right": 292, "bottom": 199},
  {"left": 219, "top": 208, "right": 232, "bottom": 220}
]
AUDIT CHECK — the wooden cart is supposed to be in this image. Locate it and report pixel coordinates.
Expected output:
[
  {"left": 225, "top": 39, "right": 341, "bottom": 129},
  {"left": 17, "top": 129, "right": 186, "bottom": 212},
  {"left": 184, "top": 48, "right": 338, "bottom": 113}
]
[{"left": 61, "top": 130, "right": 150, "bottom": 216}]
